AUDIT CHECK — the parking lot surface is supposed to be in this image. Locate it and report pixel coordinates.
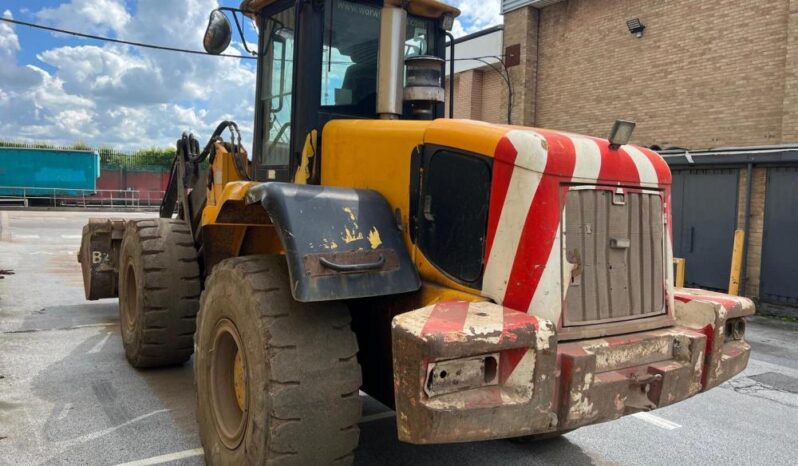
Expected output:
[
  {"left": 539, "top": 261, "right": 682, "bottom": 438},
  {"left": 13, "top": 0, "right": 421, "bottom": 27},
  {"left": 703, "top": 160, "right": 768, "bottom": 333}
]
[{"left": 1, "top": 210, "right": 798, "bottom": 465}]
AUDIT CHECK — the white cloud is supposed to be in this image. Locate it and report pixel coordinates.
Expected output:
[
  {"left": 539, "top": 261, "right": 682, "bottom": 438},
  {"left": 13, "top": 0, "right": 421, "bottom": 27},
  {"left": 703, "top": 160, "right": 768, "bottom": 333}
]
[
  {"left": 1, "top": 1, "right": 257, "bottom": 150},
  {"left": 54, "top": 109, "right": 97, "bottom": 136},
  {"left": 1, "top": 10, "right": 20, "bottom": 52},
  {"left": 449, "top": 0, "right": 503, "bottom": 37},
  {"left": 36, "top": 0, "right": 131, "bottom": 36},
  {"left": 0, "top": 14, "right": 98, "bottom": 141},
  {"left": 36, "top": 44, "right": 172, "bottom": 105},
  {"left": 0, "top": 12, "right": 45, "bottom": 93}
]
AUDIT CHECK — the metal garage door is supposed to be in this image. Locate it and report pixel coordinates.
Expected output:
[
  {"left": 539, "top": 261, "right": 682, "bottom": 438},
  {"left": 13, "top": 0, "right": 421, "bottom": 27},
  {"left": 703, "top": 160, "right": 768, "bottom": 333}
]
[
  {"left": 671, "top": 169, "right": 739, "bottom": 291},
  {"left": 760, "top": 167, "right": 798, "bottom": 305}
]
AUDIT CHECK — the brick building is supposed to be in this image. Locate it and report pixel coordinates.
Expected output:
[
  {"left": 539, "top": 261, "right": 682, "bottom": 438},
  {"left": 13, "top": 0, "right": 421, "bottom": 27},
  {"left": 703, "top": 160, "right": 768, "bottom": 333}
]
[
  {"left": 447, "top": 0, "right": 798, "bottom": 309},
  {"left": 501, "top": 0, "right": 798, "bottom": 148},
  {"left": 443, "top": 26, "right": 509, "bottom": 123}
]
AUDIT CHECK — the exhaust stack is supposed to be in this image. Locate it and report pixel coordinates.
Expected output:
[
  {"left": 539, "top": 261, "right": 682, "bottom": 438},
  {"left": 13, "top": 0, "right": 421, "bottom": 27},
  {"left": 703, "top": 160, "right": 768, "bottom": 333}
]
[{"left": 376, "top": 4, "right": 407, "bottom": 119}]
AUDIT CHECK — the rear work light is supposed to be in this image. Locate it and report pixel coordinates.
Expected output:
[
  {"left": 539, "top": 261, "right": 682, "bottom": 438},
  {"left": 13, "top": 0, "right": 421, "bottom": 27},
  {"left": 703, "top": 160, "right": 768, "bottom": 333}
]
[{"left": 608, "top": 119, "right": 636, "bottom": 149}]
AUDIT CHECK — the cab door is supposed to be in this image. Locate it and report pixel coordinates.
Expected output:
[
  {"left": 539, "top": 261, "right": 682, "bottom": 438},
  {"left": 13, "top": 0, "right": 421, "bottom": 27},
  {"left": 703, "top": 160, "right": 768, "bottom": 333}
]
[{"left": 253, "top": 5, "right": 297, "bottom": 181}]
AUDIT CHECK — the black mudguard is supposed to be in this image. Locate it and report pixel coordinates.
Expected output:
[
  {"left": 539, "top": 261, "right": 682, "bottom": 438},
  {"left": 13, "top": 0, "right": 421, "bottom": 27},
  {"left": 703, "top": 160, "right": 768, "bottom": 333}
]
[{"left": 246, "top": 182, "right": 421, "bottom": 302}]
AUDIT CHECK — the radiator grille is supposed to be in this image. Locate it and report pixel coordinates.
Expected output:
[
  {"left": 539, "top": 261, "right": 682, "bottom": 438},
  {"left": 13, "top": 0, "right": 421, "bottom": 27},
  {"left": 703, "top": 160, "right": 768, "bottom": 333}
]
[{"left": 563, "top": 188, "right": 666, "bottom": 326}]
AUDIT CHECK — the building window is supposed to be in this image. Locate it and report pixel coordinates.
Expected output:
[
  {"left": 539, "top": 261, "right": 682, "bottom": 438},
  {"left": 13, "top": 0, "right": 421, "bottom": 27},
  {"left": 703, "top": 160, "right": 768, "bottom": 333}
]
[{"left": 418, "top": 149, "right": 492, "bottom": 285}]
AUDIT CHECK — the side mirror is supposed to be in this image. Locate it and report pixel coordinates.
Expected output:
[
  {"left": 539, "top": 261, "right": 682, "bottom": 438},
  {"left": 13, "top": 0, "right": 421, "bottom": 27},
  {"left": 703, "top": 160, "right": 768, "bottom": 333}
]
[{"left": 203, "top": 10, "right": 232, "bottom": 55}]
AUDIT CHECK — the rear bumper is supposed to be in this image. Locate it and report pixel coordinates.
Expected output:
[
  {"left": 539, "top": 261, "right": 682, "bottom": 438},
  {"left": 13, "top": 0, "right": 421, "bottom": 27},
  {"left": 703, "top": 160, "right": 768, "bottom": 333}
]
[{"left": 391, "top": 299, "right": 752, "bottom": 444}]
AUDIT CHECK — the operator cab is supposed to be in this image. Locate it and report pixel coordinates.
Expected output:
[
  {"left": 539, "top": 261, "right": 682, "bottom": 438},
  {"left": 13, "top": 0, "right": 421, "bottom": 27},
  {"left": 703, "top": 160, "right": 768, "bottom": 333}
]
[{"left": 204, "top": 0, "right": 458, "bottom": 182}]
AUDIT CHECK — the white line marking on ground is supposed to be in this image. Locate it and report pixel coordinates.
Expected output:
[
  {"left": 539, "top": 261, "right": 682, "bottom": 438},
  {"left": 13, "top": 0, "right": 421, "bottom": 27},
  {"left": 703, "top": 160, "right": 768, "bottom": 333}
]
[
  {"left": 631, "top": 412, "right": 682, "bottom": 430},
  {"left": 88, "top": 333, "right": 111, "bottom": 354},
  {"left": 14, "top": 234, "right": 40, "bottom": 239},
  {"left": 74, "top": 323, "right": 117, "bottom": 329},
  {"left": 359, "top": 411, "right": 395, "bottom": 424},
  {"left": 112, "top": 448, "right": 204, "bottom": 466},
  {"left": 61, "top": 234, "right": 82, "bottom": 239},
  {"left": 56, "top": 403, "right": 73, "bottom": 420},
  {"left": 56, "top": 409, "right": 169, "bottom": 449}
]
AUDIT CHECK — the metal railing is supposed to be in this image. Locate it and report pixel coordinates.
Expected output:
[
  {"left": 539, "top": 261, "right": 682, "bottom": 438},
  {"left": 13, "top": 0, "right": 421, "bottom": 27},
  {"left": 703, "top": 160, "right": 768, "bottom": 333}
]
[{"left": 0, "top": 186, "right": 165, "bottom": 208}]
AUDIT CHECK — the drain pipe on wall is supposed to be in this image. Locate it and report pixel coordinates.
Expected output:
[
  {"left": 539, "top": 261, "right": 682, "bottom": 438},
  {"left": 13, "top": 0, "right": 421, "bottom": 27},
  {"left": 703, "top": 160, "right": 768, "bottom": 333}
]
[{"left": 739, "top": 162, "right": 753, "bottom": 296}]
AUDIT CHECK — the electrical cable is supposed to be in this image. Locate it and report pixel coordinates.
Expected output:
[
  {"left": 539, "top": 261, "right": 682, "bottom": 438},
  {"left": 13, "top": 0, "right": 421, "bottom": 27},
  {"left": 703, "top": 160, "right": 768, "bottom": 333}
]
[
  {"left": 1, "top": 17, "right": 505, "bottom": 65},
  {"left": 466, "top": 56, "right": 514, "bottom": 125},
  {"left": 0, "top": 17, "right": 256, "bottom": 60}
]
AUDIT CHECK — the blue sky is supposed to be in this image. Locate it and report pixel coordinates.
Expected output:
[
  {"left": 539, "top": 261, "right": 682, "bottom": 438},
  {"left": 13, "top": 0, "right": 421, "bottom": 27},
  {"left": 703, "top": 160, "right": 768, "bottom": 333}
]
[{"left": 0, "top": 0, "right": 500, "bottom": 150}]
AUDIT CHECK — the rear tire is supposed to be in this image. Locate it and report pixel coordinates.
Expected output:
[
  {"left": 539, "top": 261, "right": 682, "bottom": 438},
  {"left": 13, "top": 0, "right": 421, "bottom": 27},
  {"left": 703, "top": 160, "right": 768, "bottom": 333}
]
[
  {"left": 118, "top": 218, "right": 200, "bottom": 368},
  {"left": 195, "top": 255, "right": 362, "bottom": 466}
]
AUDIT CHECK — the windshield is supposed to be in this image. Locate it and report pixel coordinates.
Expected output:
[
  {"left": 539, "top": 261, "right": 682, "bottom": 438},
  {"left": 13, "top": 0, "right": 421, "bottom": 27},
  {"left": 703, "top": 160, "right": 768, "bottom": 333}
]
[{"left": 321, "top": 0, "right": 436, "bottom": 115}]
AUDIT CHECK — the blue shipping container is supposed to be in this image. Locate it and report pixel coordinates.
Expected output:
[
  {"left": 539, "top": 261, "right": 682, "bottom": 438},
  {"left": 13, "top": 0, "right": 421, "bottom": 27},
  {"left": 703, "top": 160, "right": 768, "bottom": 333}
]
[{"left": 0, "top": 147, "right": 100, "bottom": 196}]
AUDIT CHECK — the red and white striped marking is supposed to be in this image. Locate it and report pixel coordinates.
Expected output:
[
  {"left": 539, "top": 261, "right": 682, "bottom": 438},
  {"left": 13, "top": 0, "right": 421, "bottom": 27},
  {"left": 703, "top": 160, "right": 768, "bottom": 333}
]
[
  {"left": 396, "top": 300, "right": 542, "bottom": 342},
  {"left": 674, "top": 288, "right": 755, "bottom": 314},
  {"left": 393, "top": 300, "right": 554, "bottom": 391},
  {"left": 481, "top": 128, "right": 672, "bottom": 322}
]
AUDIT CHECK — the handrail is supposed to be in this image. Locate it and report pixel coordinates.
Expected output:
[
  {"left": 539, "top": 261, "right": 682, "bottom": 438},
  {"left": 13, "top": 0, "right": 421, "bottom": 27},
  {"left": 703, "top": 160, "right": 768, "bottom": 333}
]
[{"left": 0, "top": 185, "right": 165, "bottom": 208}]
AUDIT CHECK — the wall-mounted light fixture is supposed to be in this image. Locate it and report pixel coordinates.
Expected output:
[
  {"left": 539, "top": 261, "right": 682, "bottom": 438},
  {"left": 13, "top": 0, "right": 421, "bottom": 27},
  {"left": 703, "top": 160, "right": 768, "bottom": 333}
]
[{"left": 626, "top": 18, "right": 646, "bottom": 38}]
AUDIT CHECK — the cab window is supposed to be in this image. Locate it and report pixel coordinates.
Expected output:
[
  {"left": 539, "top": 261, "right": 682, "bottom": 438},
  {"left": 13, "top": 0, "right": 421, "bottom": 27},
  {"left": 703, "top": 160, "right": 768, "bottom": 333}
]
[
  {"left": 259, "top": 7, "right": 295, "bottom": 175},
  {"left": 321, "top": 0, "right": 437, "bottom": 116},
  {"left": 418, "top": 149, "right": 492, "bottom": 285}
]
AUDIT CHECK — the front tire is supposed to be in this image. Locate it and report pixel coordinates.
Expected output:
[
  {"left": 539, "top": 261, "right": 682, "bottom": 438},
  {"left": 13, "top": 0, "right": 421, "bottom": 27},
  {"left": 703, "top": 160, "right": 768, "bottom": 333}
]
[{"left": 195, "top": 255, "right": 362, "bottom": 465}]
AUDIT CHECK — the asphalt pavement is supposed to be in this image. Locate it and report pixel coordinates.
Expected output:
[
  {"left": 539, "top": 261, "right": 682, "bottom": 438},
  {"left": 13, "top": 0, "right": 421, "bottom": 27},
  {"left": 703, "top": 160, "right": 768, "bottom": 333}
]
[{"left": 1, "top": 210, "right": 797, "bottom": 465}]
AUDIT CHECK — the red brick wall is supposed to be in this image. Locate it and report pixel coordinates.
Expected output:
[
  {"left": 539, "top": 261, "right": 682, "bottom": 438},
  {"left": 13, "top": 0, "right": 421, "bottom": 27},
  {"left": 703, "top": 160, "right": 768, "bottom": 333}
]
[{"left": 444, "top": 68, "right": 509, "bottom": 124}]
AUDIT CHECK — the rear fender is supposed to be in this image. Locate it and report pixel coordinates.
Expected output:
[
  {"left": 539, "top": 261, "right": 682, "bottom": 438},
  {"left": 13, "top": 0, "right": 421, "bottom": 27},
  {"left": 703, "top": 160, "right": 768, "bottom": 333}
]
[{"left": 246, "top": 182, "right": 421, "bottom": 302}]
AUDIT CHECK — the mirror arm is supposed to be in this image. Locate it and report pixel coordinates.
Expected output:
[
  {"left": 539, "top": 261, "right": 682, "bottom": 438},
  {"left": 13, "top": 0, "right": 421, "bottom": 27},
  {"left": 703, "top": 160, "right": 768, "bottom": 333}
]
[{"left": 218, "top": 7, "right": 258, "bottom": 56}]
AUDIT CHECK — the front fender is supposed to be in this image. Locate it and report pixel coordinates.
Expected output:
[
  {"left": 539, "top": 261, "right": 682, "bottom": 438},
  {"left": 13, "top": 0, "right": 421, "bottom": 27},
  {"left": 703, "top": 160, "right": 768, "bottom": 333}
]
[{"left": 247, "top": 182, "right": 420, "bottom": 302}]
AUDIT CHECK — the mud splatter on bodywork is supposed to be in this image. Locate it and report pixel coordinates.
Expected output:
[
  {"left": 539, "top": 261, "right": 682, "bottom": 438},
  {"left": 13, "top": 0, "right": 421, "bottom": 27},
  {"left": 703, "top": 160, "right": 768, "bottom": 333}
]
[{"left": 390, "top": 293, "right": 751, "bottom": 443}]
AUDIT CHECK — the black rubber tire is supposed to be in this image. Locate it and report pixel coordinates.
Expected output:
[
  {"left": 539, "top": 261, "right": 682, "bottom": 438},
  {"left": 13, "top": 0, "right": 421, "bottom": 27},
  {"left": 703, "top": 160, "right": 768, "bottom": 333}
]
[
  {"left": 195, "top": 255, "right": 362, "bottom": 466},
  {"left": 118, "top": 218, "right": 200, "bottom": 368}
]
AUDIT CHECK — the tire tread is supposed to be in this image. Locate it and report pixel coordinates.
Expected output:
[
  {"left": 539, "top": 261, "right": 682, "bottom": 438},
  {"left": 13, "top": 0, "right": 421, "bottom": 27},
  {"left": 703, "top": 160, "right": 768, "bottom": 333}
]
[
  {"left": 120, "top": 218, "right": 200, "bottom": 368},
  {"left": 196, "top": 255, "right": 362, "bottom": 466}
]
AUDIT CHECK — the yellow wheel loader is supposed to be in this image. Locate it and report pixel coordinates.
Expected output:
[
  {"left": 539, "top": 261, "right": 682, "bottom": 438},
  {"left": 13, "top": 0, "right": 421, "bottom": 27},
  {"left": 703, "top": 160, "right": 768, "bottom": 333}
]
[{"left": 78, "top": 0, "right": 755, "bottom": 464}]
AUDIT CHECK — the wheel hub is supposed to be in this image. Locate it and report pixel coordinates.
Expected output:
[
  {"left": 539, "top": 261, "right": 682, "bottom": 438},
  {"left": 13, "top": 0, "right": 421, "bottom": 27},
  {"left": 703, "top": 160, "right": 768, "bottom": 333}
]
[
  {"left": 209, "top": 319, "right": 248, "bottom": 449},
  {"left": 233, "top": 350, "right": 247, "bottom": 411},
  {"left": 121, "top": 263, "right": 138, "bottom": 332}
]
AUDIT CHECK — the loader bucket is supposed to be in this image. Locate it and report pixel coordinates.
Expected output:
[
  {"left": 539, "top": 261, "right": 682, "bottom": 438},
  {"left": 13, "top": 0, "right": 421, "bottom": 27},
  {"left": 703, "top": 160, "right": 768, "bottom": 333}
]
[{"left": 77, "top": 218, "right": 127, "bottom": 300}]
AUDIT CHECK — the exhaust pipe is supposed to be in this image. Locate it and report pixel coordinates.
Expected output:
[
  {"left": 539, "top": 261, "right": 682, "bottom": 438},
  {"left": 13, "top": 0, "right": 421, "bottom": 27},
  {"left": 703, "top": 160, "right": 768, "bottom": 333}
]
[{"left": 376, "top": 4, "right": 407, "bottom": 119}]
